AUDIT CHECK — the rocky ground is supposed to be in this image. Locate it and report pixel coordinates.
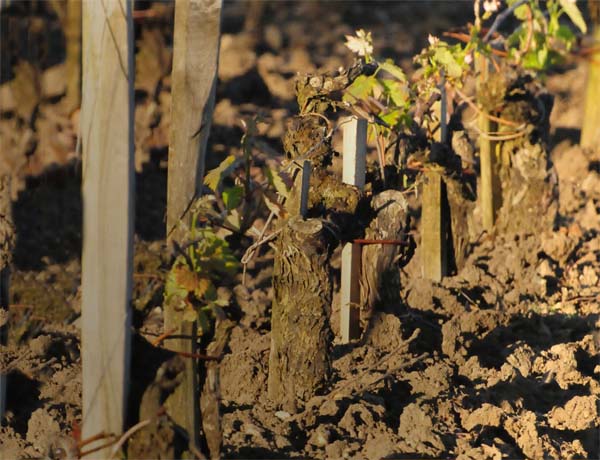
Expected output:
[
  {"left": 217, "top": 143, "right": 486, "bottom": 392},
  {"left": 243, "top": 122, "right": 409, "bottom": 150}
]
[{"left": 1, "top": 2, "right": 599, "bottom": 459}]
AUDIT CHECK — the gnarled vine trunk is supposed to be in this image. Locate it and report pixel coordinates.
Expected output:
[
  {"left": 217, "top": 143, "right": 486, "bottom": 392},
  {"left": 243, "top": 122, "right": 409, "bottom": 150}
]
[{"left": 268, "top": 218, "right": 334, "bottom": 412}]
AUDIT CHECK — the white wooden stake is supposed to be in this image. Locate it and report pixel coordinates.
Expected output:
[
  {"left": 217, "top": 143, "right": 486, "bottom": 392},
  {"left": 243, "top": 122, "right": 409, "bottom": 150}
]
[
  {"left": 300, "top": 160, "right": 311, "bottom": 218},
  {"left": 340, "top": 117, "right": 367, "bottom": 343},
  {"left": 80, "top": 0, "right": 134, "bottom": 455}
]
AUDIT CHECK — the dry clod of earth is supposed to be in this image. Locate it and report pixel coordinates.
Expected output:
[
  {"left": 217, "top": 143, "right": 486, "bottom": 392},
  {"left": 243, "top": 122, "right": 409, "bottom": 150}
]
[{"left": 547, "top": 395, "right": 599, "bottom": 431}]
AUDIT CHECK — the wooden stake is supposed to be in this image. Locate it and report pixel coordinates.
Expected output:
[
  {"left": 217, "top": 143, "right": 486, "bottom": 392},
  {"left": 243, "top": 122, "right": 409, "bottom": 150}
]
[
  {"left": 64, "top": 0, "right": 82, "bottom": 113},
  {"left": 80, "top": 0, "right": 134, "bottom": 456},
  {"left": 164, "top": 0, "right": 222, "bottom": 450},
  {"left": 476, "top": 55, "right": 497, "bottom": 231},
  {"left": 582, "top": 25, "right": 600, "bottom": 149},
  {"left": 421, "top": 169, "right": 447, "bottom": 282},
  {"left": 299, "top": 160, "right": 311, "bottom": 218},
  {"left": 340, "top": 117, "right": 367, "bottom": 343},
  {"left": 166, "top": 0, "right": 222, "bottom": 243}
]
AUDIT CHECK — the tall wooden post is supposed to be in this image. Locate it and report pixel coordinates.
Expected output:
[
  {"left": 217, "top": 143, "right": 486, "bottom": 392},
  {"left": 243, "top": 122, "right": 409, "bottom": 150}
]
[
  {"left": 582, "top": 23, "right": 600, "bottom": 149},
  {"left": 80, "top": 0, "right": 134, "bottom": 456},
  {"left": 64, "top": 0, "right": 82, "bottom": 113},
  {"left": 166, "top": 0, "right": 222, "bottom": 242},
  {"left": 340, "top": 117, "right": 367, "bottom": 343},
  {"left": 165, "top": 0, "right": 222, "bottom": 451}
]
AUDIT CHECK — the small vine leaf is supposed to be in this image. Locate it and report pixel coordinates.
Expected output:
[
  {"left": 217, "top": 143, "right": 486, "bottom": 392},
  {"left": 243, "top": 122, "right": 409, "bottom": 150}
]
[
  {"left": 164, "top": 271, "right": 187, "bottom": 302},
  {"left": 558, "top": 0, "right": 587, "bottom": 33},
  {"left": 204, "top": 155, "right": 239, "bottom": 192},
  {"left": 344, "top": 29, "right": 373, "bottom": 57},
  {"left": 194, "top": 276, "right": 212, "bottom": 299},
  {"left": 379, "top": 60, "right": 406, "bottom": 81},
  {"left": 381, "top": 79, "right": 409, "bottom": 106},
  {"left": 222, "top": 186, "right": 244, "bottom": 210},
  {"left": 224, "top": 208, "right": 242, "bottom": 232},
  {"left": 344, "top": 75, "right": 378, "bottom": 102},
  {"left": 265, "top": 167, "right": 290, "bottom": 199},
  {"left": 172, "top": 265, "right": 199, "bottom": 292},
  {"left": 433, "top": 46, "right": 462, "bottom": 78}
]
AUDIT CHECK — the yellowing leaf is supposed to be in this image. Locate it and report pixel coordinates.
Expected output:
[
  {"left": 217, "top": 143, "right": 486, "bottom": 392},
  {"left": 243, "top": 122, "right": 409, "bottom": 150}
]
[
  {"left": 173, "top": 265, "right": 200, "bottom": 292},
  {"left": 194, "top": 276, "right": 212, "bottom": 299},
  {"left": 379, "top": 60, "right": 406, "bottom": 81},
  {"left": 204, "top": 155, "right": 238, "bottom": 192},
  {"left": 559, "top": 0, "right": 587, "bottom": 33},
  {"left": 265, "top": 167, "right": 290, "bottom": 199}
]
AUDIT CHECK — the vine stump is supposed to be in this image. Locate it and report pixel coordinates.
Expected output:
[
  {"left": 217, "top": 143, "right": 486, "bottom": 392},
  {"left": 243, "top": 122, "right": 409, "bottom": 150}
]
[{"left": 268, "top": 218, "right": 334, "bottom": 412}]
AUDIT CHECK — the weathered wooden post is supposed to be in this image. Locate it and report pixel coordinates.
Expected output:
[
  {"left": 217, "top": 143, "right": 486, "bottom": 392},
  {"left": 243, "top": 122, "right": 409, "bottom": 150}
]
[
  {"left": 421, "top": 168, "right": 448, "bottom": 281},
  {"left": 340, "top": 117, "right": 367, "bottom": 343},
  {"left": 64, "top": 0, "right": 82, "bottom": 113},
  {"left": 582, "top": 5, "right": 600, "bottom": 149},
  {"left": 0, "top": 175, "right": 14, "bottom": 422},
  {"left": 165, "top": 0, "right": 222, "bottom": 452},
  {"left": 80, "top": 0, "right": 134, "bottom": 456}
]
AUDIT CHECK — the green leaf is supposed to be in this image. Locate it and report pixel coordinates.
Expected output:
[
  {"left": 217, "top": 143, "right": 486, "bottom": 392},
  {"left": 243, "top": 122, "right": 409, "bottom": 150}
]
[
  {"left": 204, "top": 155, "right": 239, "bottom": 192},
  {"left": 379, "top": 60, "right": 406, "bottom": 81},
  {"left": 380, "top": 79, "right": 409, "bottom": 107},
  {"left": 344, "top": 75, "right": 377, "bottom": 101},
  {"left": 380, "top": 109, "right": 402, "bottom": 128},
  {"left": 555, "top": 25, "right": 576, "bottom": 48},
  {"left": 222, "top": 186, "right": 244, "bottom": 210},
  {"left": 558, "top": 0, "right": 587, "bottom": 33},
  {"left": 522, "top": 51, "right": 543, "bottom": 70},
  {"left": 433, "top": 46, "right": 463, "bottom": 79},
  {"left": 513, "top": 3, "right": 529, "bottom": 20},
  {"left": 537, "top": 46, "right": 548, "bottom": 68}
]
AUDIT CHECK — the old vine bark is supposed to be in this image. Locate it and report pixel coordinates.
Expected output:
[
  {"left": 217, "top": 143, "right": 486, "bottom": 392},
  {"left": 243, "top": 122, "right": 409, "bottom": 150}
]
[{"left": 268, "top": 218, "right": 334, "bottom": 412}]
